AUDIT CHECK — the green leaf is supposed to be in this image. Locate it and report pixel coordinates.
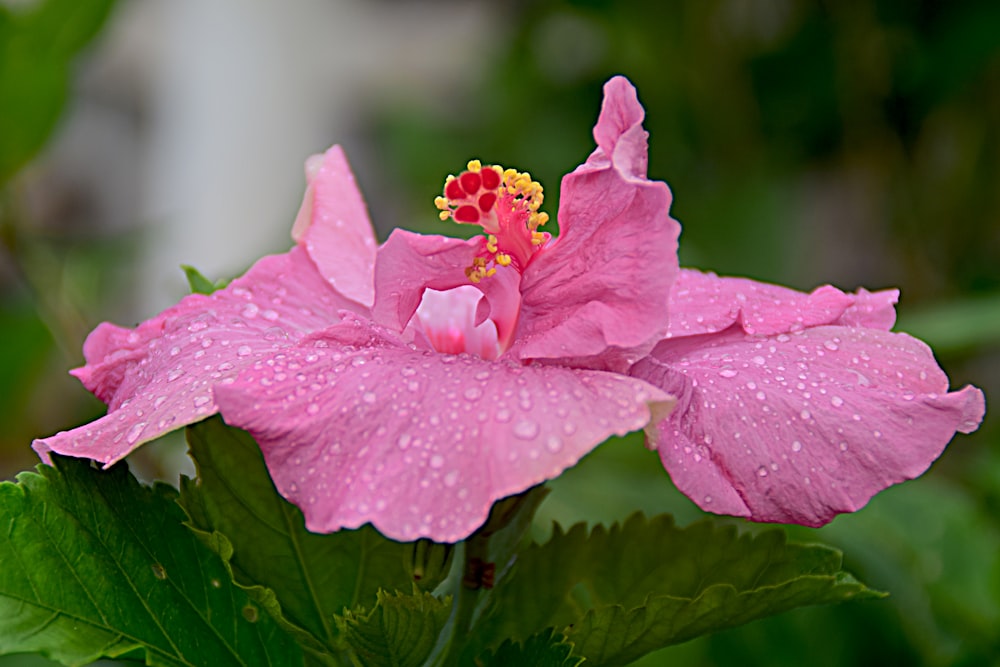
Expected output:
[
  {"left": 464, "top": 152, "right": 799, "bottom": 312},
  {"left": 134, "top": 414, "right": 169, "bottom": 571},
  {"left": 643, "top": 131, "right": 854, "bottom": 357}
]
[
  {"left": 466, "top": 514, "right": 881, "bottom": 666},
  {"left": 476, "top": 629, "right": 584, "bottom": 667},
  {"left": 0, "top": 0, "right": 117, "bottom": 185},
  {"left": 180, "top": 417, "right": 453, "bottom": 657},
  {"left": 181, "top": 265, "right": 229, "bottom": 295},
  {"left": 0, "top": 456, "right": 301, "bottom": 666},
  {"left": 336, "top": 590, "right": 451, "bottom": 667}
]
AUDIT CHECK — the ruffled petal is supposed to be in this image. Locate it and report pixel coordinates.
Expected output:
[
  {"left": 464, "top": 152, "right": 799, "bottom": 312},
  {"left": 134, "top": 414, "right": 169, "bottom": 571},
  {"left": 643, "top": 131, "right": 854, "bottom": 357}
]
[
  {"left": 665, "top": 269, "right": 899, "bottom": 339},
  {"left": 372, "top": 228, "right": 522, "bottom": 347},
  {"left": 214, "top": 318, "right": 674, "bottom": 542},
  {"left": 291, "top": 145, "right": 378, "bottom": 307},
  {"left": 511, "top": 77, "right": 680, "bottom": 368},
  {"left": 33, "top": 247, "right": 354, "bottom": 465},
  {"left": 632, "top": 325, "right": 985, "bottom": 526}
]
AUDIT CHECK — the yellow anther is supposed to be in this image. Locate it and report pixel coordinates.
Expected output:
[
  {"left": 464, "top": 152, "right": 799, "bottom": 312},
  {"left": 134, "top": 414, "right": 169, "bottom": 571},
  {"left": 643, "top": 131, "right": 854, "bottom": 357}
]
[
  {"left": 467, "top": 159, "right": 482, "bottom": 172},
  {"left": 496, "top": 253, "right": 512, "bottom": 266},
  {"left": 486, "top": 235, "right": 498, "bottom": 253},
  {"left": 434, "top": 196, "right": 449, "bottom": 210},
  {"left": 439, "top": 211, "right": 451, "bottom": 221}
]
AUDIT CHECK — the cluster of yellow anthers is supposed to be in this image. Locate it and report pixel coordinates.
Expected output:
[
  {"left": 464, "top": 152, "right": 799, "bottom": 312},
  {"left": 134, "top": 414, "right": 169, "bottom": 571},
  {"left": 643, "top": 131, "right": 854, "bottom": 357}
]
[{"left": 435, "top": 160, "right": 549, "bottom": 283}]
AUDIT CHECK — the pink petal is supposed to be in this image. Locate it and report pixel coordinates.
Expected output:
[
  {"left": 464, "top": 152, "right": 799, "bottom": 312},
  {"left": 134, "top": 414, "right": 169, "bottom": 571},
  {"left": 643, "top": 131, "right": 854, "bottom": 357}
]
[
  {"left": 414, "top": 286, "right": 500, "bottom": 360},
  {"left": 838, "top": 287, "right": 898, "bottom": 330},
  {"left": 590, "top": 75, "right": 649, "bottom": 180},
  {"left": 665, "top": 269, "right": 888, "bottom": 339},
  {"left": 511, "top": 78, "right": 680, "bottom": 368},
  {"left": 213, "top": 321, "right": 674, "bottom": 543},
  {"left": 632, "top": 325, "right": 985, "bottom": 526},
  {"left": 291, "top": 145, "right": 378, "bottom": 307},
  {"left": 371, "top": 229, "right": 479, "bottom": 332},
  {"left": 33, "top": 247, "right": 355, "bottom": 466}
]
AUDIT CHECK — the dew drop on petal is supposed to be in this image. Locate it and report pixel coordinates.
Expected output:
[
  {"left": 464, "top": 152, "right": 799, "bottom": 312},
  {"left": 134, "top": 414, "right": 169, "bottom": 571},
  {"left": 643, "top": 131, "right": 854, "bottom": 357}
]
[
  {"left": 430, "top": 454, "right": 444, "bottom": 468},
  {"left": 513, "top": 420, "right": 539, "bottom": 440},
  {"left": 546, "top": 435, "right": 562, "bottom": 453},
  {"left": 792, "top": 440, "right": 802, "bottom": 452},
  {"left": 397, "top": 433, "right": 412, "bottom": 450},
  {"left": 126, "top": 422, "right": 146, "bottom": 445},
  {"left": 718, "top": 368, "right": 738, "bottom": 378},
  {"left": 831, "top": 396, "right": 844, "bottom": 407}
]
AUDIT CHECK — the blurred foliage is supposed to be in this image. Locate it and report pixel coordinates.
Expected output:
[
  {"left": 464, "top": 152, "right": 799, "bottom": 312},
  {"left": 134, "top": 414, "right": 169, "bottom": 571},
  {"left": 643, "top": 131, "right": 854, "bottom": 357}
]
[
  {"left": 0, "top": 0, "right": 121, "bottom": 476},
  {"left": 0, "top": 0, "right": 117, "bottom": 186}
]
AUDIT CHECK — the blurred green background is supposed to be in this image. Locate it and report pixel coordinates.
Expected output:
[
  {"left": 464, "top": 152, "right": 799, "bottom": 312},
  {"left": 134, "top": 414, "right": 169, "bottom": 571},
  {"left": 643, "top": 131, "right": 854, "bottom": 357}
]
[{"left": 1, "top": 0, "right": 997, "bottom": 665}]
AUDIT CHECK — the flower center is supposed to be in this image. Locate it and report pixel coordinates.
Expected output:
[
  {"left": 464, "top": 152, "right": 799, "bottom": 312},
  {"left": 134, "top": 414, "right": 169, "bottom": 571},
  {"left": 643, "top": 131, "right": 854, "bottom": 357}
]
[{"left": 435, "top": 160, "right": 550, "bottom": 283}]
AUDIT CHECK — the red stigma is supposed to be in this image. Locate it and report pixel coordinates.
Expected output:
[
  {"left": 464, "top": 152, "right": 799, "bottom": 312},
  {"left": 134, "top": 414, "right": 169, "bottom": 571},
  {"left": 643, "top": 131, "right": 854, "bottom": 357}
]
[
  {"left": 445, "top": 179, "right": 465, "bottom": 201},
  {"left": 459, "top": 171, "right": 482, "bottom": 194},
  {"left": 454, "top": 205, "right": 480, "bottom": 223},
  {"left": 481, "top": 168, "right": 501, "bottom": 190},
  {"left": 478, "top": 192, "right": 497, "bottom": 212}
]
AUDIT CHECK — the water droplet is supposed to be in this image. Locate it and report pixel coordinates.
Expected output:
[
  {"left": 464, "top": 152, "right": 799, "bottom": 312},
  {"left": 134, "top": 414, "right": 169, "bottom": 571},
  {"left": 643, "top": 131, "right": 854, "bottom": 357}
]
[
  {"left": 307, "top": 403, "right": 319, "bottom": 415},
  {"left": 444, "top": 470, "right": 459, "bottom": 487},
  {"left": 800, "top": 409, "right": 811, "bottom": 420},
  {"left": 719, "top": 368, "right": 738, "bottom": 378},
  {"left": 193, "top": 396, "right": 211, "bottom": 408},
  {"left": 839, "top": 441, "right": 848, "bottom": 451},
  {"left": 242, "top": 303, "right": 259, "bottom": 318},
  {"left": 752, "top": 355, "right": 766, "bottom": 365},
  {"left": 755, "top": 391, "right": 766, "bottom": 401},
  {"left": 513, "top": 420, "right": 539, "bottom": 440},
  {"left": 823, "top": 340, "right": 839, "bottom": 351},
  {"left": 397, "top": 433, "right": 412, "bottom": 450},
  {"left": 151, "top": 563, "right": 166, "bottom": 579},
  {"left": 126, "top": 422, "right": 146, "bottom": 444},
  {"left": 153, "top": 396, "right": 167, "bottom": 409},
  {"left": 430, "top": 455, "right": 444, "bottom": 468},
  {"left": 546, "top": 435, "right": 563, "bottom": 453},
  {"left": 464, "top": 386, "right": 483, "bottom": 401},
  {"left": 792, "top": 440, "right": 802, "bottom": 452},
  {"left": 362, "top": 392, "right": 376, "bottom": 404},
  {"left": 495, "top": 408, "right": 512, "bottom": 423},
  {"left": 831, "top": 396, "right": 844, "bottom": 407},
  {"left": 757, "top": 466, "right": 769, "bottom": 477},
  {"left": 167, "top": 368, "right": 184, "bottom": 382}
]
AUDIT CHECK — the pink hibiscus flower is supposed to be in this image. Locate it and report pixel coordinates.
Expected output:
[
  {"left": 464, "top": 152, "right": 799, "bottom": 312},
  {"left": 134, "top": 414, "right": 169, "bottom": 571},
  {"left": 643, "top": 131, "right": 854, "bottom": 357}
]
[{"left": 34, "top": 76, "right": 984, "bottom": 542}]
